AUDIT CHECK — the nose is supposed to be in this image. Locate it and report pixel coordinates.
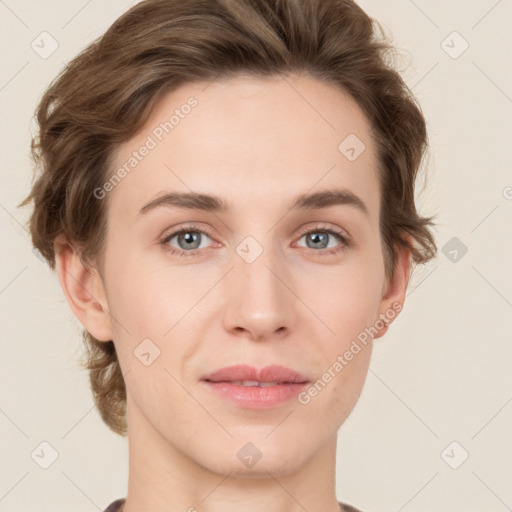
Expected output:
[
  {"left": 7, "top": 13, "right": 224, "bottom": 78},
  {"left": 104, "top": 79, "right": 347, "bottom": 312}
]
[{"left": 221, "top": 242, "right": 298, "bottom": 342}]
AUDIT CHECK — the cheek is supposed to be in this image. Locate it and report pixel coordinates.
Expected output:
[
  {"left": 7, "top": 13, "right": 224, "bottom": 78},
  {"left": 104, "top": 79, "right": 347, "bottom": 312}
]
[
  {"left": 298, "top": 255, "right": 382, "bottom": 403},
  {"left": 105, "top": 252, "right": 200, "bottom": 336},
  {"left": 305, "top": 259, "right": 384, "bottom": 337}
]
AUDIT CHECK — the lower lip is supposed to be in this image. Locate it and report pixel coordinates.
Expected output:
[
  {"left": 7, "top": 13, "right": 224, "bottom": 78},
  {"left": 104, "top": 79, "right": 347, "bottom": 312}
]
[{"left": 203, "top": 381, "right": 309, "bottom": 409}]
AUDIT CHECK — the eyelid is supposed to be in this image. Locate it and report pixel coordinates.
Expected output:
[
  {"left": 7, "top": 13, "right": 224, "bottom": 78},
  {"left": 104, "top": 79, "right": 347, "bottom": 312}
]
[{"left": 295, "top": 222, "right": 350, "bottom": 242}]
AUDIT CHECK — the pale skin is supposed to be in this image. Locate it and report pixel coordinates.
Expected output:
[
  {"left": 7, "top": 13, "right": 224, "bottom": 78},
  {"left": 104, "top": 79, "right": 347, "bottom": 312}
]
[{"left": 54, "top": 73, "right": 411, "bottom": 512}]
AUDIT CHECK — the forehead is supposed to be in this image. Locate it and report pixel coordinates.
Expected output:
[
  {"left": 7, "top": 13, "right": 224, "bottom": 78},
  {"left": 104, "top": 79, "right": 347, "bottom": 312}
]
[{"left": 107, "top": 73, "right": 380, "bottom": 223}]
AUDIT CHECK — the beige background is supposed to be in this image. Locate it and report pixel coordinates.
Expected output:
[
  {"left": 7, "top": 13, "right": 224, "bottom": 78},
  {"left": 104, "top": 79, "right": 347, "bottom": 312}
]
[{"left": 1, "top": 1, "right": 511, "bottom": 511}]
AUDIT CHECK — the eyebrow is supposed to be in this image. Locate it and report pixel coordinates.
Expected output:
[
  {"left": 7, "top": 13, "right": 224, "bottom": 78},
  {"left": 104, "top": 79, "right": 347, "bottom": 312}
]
[{"left": 139, "top": 188, "right": 369, "bottom": 217}]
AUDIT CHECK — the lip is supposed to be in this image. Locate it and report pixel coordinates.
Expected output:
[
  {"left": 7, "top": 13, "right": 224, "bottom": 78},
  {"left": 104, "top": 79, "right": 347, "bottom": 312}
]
[
  {"left": 202, "top": 364, "right": 310, "bottom": 384},
  {"left": 201, "top": 364, "right": 310, "bottom": 410}
]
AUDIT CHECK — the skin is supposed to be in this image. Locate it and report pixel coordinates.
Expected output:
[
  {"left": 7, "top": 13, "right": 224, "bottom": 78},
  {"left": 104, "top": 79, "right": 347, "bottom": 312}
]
[{"left": 54, "top": 73, "right": 411, "bottom": 512}]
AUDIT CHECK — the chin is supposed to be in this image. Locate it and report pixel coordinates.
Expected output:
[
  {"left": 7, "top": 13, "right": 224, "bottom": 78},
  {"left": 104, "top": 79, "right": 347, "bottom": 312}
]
[{"left": 201, "top": 435, "right": 312, "bottom": 478}]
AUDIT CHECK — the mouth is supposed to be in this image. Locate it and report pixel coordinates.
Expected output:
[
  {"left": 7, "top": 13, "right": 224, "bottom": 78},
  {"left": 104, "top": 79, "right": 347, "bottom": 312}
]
[
  {"left": 201, "top": 365, "right": 310, "bottom": 409},
  {"left": 204, "top": 379, "right": 308, "bottom": 387}
]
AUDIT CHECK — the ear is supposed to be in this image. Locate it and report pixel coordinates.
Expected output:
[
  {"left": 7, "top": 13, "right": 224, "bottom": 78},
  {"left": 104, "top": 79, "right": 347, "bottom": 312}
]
[
  {"left": 54, "top": 234, "right": 113, "bottom": 342},
  {"left": 373, "top": 237, "right": 412, "bottom": 339}
]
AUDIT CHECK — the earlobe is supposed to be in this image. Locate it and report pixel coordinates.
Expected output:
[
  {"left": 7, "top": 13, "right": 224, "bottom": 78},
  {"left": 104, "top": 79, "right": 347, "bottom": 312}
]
[{"left": 54, "top": 235, "right": 113, "bottom": 342}]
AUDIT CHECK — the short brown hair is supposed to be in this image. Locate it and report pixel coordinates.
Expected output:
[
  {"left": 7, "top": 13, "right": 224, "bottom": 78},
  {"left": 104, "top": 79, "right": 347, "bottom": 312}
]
[{"left": 19, "top": 0, "right": 437, "bottom": 436}]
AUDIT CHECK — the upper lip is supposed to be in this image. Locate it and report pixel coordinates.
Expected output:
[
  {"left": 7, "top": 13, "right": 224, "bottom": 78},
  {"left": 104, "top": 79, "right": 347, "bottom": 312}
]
[{"left": 202, "top": 364, "right": 310, "bottom": 384}]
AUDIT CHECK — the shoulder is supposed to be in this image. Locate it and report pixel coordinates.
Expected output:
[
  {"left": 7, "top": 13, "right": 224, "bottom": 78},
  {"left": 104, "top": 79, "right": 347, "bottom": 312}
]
[
  {"left": 103, "top": 498, "right": 125, "bottom": 512},
  {"left": 105, "top": 498, "right": 364, "bottom": 512},
  {"left": 338, "top": 501, "right": 365, "bottom": 512}
]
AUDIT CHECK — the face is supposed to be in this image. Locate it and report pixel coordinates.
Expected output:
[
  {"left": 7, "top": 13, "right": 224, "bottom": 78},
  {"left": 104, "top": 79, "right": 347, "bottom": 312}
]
[{"left": 71, "top": 73, "right": 409, "bottom": 477}]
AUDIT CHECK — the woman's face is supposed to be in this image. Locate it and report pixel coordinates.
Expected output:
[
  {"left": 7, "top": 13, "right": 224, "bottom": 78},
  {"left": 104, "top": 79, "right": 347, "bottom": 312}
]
[{"left": 92, "top": 73, "right": 408, "bottom": 475}]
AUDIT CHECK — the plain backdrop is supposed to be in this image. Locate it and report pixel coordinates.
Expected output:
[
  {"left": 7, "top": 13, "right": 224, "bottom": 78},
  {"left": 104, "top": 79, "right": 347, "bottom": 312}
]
[{"left": 1, "top": 1, "right": 511, "bottom": 511}]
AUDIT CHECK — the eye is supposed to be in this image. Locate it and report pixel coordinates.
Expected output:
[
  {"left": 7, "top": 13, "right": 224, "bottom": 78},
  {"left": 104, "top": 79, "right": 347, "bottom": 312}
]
[
  {"left": 160, "top": 223, "right": 351, "bottom": 258},
  {"left": 295, "top": 224, "right": 350, "bottom": 255},
  {"left": 160, "top": 226, "right": 214, "bottom": 257}
]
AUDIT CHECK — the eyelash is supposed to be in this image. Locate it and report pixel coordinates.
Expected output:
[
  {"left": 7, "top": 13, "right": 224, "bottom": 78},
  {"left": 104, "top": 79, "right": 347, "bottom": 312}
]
[{"left": 160, "top": 223, "right": 351, "bottom": 258}]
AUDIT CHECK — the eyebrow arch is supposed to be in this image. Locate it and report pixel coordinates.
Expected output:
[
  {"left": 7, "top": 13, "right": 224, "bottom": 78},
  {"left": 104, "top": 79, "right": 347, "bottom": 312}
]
[{"left": 139, "top": 188, "right": 369, "bottom": 217}]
